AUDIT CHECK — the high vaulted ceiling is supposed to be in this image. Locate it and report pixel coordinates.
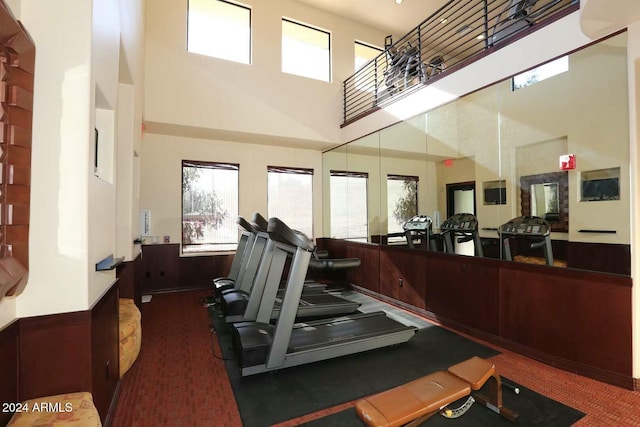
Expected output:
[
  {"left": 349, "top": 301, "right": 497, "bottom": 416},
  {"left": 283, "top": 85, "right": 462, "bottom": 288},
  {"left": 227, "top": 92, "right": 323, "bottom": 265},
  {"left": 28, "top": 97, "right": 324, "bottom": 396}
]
[{"left": 292, "top": 0, "right": 450, "bottom": 38}]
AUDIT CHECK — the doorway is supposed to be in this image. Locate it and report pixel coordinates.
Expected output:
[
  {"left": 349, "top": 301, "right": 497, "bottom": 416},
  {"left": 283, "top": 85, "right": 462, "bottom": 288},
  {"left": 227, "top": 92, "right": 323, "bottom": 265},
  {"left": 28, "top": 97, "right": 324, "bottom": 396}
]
[{"left": 446, "top": 181, "right": 476, "bottom": 256}]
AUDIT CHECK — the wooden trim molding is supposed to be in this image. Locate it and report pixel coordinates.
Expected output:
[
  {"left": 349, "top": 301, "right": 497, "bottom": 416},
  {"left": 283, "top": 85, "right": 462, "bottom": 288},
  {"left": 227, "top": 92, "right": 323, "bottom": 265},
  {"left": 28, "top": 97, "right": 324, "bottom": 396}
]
[{"left": 0, "top": 0, "right": 34, "bottom": 300}]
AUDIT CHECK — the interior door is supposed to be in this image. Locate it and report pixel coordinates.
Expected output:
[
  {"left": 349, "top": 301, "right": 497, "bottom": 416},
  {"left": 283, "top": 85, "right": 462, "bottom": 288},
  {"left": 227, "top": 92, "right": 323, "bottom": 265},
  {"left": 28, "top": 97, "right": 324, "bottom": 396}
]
[{"left": 446, "top": 182, "right": 476, "bottom": 256}]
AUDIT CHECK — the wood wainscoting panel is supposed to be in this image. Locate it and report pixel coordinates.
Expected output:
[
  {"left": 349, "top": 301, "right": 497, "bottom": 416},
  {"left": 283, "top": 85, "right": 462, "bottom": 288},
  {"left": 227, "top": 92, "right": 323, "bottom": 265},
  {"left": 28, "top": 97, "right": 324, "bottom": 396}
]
[
  {"left": 19, "top": 311, "right": 92, "bottom": 400},
  {"left": 566, "top": 241, "right": 631, "bottom": 276},
  {"left": 425, "top": 253, "right": 500, "bottom": 335},
  {"left": 179, "top": 253, "right": 232, "bottom": 291},
  {"left": 141, "top": 244, "right": 180, "bottom": 293},
  {"left": 379, "top": 246, "right": 427, "bottom": 309},
  {"left": 0, "top": 320, "right": 19, "bottom": 426},
  {"left": 345, "top": 242, "right": 379, "bottom": 293},
  {"left": 316, "top": 238, "right": 348, "bottom": 259},
  {"left": 117, "top": 257, "right": 141, "bottom": 307},
  {"left": 499, "top": 267, "right": 632, "bottom": 380},
  {"left": 90, "top": 283, "right": 120, "bottom": 424},
  {"left": 18, "top": 282, "right": 120, "bottom": 424}
]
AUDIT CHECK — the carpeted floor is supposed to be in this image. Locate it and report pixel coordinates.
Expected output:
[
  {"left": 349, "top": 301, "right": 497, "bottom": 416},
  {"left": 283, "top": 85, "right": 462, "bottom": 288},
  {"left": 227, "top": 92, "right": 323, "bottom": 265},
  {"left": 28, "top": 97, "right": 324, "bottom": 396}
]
[{"left": 111, "top": 290, "right": 640, "bottom": 427}]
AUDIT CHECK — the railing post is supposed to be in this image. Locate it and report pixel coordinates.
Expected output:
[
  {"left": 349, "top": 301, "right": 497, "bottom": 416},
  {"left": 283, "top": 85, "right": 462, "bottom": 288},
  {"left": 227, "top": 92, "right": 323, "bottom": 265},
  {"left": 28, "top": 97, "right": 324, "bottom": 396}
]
[
  {"left": 374, "top": 61, "right": 378, "bottom": 106},
  {"left": 483, "top": 0, "right": 490, "bottom": 49},
  {"left": 343, "top": 80, "right": 347, "bottom": 123}
]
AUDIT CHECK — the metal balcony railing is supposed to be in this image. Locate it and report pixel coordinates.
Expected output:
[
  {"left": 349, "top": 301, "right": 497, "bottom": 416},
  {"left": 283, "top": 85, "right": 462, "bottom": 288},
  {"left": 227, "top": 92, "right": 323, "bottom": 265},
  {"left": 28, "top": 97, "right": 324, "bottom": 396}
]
[{"left": 343, "top": 0, "right": 579, "bottom": 124}]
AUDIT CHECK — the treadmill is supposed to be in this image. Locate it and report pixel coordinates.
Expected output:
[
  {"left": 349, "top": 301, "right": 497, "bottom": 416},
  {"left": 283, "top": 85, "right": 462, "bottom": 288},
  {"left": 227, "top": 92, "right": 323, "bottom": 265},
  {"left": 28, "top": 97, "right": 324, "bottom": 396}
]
[
  {"left": 214, "top": 216, "right": 270, "bottom": 303},
  {"left": 232, "top": 217, "right": 417, "bottom": 377},
  {"left": 222, "top": 219, "right": 361, "bottom": 323},
  {"left": 403, "top": 215, "right": 439, "bottom": 250},
  {"left": 499, "top": 216, "right": 554, "bottom": 266},
  {"left": 440, "top": 213, "right": 484, "bottom": 257}
]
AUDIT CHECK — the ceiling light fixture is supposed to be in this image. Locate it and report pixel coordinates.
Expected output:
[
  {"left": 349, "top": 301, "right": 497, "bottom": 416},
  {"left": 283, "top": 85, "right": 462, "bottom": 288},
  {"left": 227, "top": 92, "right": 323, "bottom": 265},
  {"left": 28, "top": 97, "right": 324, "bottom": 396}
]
[{"left": 395, "top": 0, "right": 404, "bottom": 4}]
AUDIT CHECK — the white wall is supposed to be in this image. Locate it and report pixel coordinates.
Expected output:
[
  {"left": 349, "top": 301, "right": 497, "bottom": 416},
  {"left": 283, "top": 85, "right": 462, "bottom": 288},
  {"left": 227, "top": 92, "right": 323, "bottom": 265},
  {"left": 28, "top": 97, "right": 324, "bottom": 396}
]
[
  {"left": 0, "top": 0, "right": 145, "bottom": 326},
  {"left": 144, "top": 0, "right": 388, "bottom": 148},
  {"left": 15, "top": 0, "right": 93, "bottom": 318}
]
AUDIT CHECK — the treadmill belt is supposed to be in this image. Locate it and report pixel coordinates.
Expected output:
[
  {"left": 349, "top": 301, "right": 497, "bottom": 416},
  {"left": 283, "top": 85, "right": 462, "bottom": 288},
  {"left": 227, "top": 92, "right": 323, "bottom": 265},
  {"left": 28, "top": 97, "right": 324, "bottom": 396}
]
[{"left": 287, "top": 312, "right": 413, "bottom": 352}]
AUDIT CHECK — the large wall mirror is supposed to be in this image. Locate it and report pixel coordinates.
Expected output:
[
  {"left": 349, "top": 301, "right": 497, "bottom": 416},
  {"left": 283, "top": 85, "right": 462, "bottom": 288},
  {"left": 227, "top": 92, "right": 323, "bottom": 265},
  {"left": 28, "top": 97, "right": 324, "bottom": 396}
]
[{"left": 323, "top": 31, "right": 630, "bottom": 275}]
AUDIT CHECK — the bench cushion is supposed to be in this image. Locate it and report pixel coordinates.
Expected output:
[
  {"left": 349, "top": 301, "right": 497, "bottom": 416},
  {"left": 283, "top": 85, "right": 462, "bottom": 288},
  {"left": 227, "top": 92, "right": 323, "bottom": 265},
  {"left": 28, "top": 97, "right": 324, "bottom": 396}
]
[
  {"left": 119, "top": 298, "right": 142, "bottom": 377},
  {"left": 355, "top": 357, "right": 497, "bottom": 427},
  {"left": 447, "top": 356, "right": 495, "bottom": 390},
  {"left": 355, "top": 371, "right": 470, "bottom": 427},
  {"left": 7, "top": 392, "right": 101, "bottom": 427},
  {"left": 119, "top": 298, "right": 141, "bottom": 340}
]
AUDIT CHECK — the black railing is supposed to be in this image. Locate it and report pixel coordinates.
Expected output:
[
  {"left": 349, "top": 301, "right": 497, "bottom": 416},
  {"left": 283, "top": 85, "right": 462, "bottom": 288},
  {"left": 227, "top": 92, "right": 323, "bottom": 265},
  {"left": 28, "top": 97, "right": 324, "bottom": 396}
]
[{"left": 343, "top": 0, "right": 579, "bottom": 124}]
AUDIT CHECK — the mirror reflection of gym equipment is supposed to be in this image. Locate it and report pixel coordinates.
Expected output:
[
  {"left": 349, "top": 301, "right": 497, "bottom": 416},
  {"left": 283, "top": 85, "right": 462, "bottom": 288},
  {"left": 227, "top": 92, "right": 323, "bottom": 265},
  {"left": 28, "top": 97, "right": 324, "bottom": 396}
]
[
  {"left": 499, "top": 216, "right": 554, "bottom": 266},
  {"left": 441, "top": 213, "right": 484, "bottom": 257},
  {"left": 403, "top": 215, "right": 438, "bottom": 250}
]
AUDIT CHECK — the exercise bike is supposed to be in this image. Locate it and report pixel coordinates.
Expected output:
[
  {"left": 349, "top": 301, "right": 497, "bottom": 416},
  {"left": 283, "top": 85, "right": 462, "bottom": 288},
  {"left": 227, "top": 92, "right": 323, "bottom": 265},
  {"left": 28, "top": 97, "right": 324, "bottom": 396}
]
[
  {"left": 381, "top": 35, "right": 426, "bottom": 95},
  {"left": 491, "top": 0, "right": 569, "bottom": 45}
]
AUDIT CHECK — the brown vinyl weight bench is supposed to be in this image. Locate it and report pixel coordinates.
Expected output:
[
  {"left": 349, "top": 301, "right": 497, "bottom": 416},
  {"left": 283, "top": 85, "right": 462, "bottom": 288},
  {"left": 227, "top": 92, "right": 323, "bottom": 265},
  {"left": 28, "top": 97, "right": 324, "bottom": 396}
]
[{"left": 355, "top": 356, "right": 518, "bottom": 426}]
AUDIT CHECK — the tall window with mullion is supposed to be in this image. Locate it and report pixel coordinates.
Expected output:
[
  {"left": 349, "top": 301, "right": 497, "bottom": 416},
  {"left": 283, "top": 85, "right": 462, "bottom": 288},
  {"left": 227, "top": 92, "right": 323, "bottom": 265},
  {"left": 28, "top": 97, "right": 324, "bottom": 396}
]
[
  {"left": 387, "top": 174, "right": 418, "bottom": 234},
  {"left": 330, "top": 170, "right": 368, "bottom": 241},
  {"left": 267, "top": 166, "right": 313, "bottom": 238},
  {"left": 187, "top": 0, "right": 251, "bottom": 64},
  {"left": 282, "top": 18, "right": 331, "bottom": 82},
  {"left": 182, "top": 161, "right": 239, "bottom": 252}
]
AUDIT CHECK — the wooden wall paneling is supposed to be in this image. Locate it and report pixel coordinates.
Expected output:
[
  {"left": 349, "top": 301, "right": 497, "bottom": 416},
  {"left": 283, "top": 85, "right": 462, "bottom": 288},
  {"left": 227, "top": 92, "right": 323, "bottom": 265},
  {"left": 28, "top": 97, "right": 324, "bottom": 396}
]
[
  {"left": 133, "top": 252, "right": 144, "bottom": 310},
  {"left": 0, "top": 320, "right": 19, "bottom": 426},
  {"left": 424, "top": 254, "right": 500, "bottom": 335},
  {"left": 379, "top": 246, "right": 427, "bottom": 309},
  {"left": 316, "top": 238, "right": 348, "bottom": 259},
  {"left": 498, "top": 267, "right": 632, "bottom": 379},
  {"left": 19, "top": 312, "right": 92, "bottom": 401},
  {"left": 141, "top": 244, "right": 180, "bottom": 293},
  {"left": 179, "top": 254, "right": 231, "bottom": 290},
  {"left": 90, "top": 283, "right": 119, "bottom": 424},
  {"left": 566, "top": 241, "right": 631, "bottom": 275},
  {"left": 346, "top": 242, "right": 379, "bottom": 293},
  {"left": 116, "top": 260, "right": 139, "bottom": 306}
]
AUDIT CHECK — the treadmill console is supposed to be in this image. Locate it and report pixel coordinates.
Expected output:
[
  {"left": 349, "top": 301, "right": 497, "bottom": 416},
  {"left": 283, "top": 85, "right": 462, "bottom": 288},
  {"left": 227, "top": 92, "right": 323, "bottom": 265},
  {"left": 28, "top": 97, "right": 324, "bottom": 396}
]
[
  {"left": 440, "top": 213, "right": 478, "bottom": 232},
  {"left": 403, "top": 215, "right": 433, "bottom": 231},
  {"left": 499, "top": 216, "right": 550, "bottom": 237}
]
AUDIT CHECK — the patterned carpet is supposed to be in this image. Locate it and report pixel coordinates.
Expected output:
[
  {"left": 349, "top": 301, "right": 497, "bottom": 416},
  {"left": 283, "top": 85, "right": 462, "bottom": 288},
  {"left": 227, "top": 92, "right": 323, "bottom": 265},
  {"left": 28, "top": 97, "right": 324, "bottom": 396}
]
[{"left": 112, "top": 290, "right": 640, "bottom": 427}]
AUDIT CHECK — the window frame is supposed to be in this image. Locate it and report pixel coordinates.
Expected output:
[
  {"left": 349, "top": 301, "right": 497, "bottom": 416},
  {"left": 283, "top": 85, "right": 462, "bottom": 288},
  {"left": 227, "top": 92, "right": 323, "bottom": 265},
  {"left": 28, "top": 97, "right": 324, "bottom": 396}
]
[
  {"left": 281, "top": 17, "right": 332, "bottom": 82},
  {"left": 329, "top": 170, "right": 369, "bottom": 241},
  {"left": 181, "top": 160, "right": 240, "bottom": 253},
  {"left": 186, "top": 0, "right": 252, "bottom": 65},
  {"left": 511, "top": 55, "right": 568, "bottom": 91},
  {"left": 267, "top": 166, "right": 314, "bottom": 238},
  {"left": 386, "top": 174, "right": 419, "bottom": 235},
  {"left": 354, "top": 40, "right": 383, "bottom": 72}
]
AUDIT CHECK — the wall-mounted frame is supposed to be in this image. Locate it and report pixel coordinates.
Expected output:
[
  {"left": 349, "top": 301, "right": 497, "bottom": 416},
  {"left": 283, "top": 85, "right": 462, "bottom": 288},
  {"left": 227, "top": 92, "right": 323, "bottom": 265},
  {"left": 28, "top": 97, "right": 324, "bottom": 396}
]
[
  {"left": 520, "top": 171, "right": 568, "bottom": 232},
  {"left": 483, "top": 180, "right": 506, "bottom": 205},
  {"left": 580, "top": 167, "right": 620, "bottom": 202}
]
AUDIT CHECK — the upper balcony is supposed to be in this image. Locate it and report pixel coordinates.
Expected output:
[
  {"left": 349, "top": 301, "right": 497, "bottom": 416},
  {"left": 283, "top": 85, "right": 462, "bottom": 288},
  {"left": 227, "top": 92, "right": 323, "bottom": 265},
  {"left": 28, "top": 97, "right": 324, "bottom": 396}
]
[{"left": 342, "top": 0, "right": 579, "bottom": 125}]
